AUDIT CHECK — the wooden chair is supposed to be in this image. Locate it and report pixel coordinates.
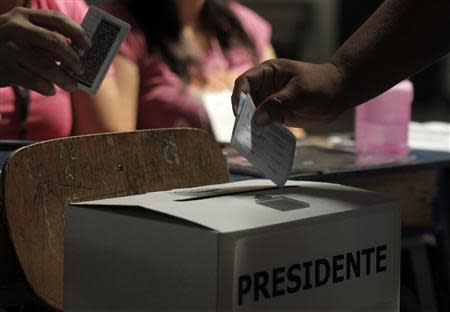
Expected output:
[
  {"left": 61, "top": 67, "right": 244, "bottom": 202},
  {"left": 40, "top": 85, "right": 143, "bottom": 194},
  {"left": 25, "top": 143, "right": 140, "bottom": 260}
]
[{"left": 0, "top": 129, "right": 229, "bottom": 311}]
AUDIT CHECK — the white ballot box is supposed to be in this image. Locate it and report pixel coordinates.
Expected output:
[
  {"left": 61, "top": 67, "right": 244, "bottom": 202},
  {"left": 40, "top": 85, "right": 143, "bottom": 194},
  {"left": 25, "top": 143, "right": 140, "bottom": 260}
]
[{"left": 65, "top": 180, "right": 401, "bottom": 312}]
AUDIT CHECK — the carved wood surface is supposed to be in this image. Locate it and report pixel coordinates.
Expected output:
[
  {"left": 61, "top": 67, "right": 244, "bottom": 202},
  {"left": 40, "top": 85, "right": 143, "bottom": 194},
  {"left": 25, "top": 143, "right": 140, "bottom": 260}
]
[{"left": 2, "top": 129, "right": 228, "bottom": 310}]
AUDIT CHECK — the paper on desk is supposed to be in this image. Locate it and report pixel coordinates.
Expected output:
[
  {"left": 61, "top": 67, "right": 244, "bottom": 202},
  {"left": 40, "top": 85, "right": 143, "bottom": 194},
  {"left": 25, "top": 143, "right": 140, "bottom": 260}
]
[
  {"left": 231, "top": 93, "right": 296, "bottom": 187},
  {"left": 200, "top": 91, "right": 235, "bottom": 143},
  {"left": 409, "top": 121, "right": 450, "bottom": 152}
]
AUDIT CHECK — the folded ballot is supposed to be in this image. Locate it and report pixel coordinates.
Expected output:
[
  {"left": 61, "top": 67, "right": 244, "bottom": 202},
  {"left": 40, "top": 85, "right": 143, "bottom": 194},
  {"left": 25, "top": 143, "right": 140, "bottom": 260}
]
[
  {"left": 231, "top": 93, "right": 296, "bottom": 187},
  {"left": 71, "top": 6, "right": 130, "bottom": 95}
]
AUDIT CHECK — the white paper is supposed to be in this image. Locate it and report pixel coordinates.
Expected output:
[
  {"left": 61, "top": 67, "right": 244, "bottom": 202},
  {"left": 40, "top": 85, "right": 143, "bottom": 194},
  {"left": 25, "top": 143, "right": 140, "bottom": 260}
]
[
  {"left": 231, "top": 94, "right": 296, "bottom": 187},
  {"left": 201, "top": 91, "right": 235, "bottom": 143},
  {"left": 408, "top": 121, "right": 450, "bottom": 152}
]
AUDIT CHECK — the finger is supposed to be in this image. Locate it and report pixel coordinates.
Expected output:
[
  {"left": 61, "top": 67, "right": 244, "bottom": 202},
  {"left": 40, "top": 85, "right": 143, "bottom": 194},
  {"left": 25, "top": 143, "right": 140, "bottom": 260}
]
[
  {"left": 283, "top": 116, "right": 330, "bottom": 129},
  {"left": 17, "top": 48, "right": 78, "bottom": 92},
  {"left": 253, "top": 97, "right": 285, "bottom": 125},
  {"left": 232, "top": 75, "right": 252, "bottom": 115},
  {"left": 232, "top": 64, "right": 269, "bottom": 114},
  {"left": 252, "top": 82, "right": 298, "bottom": 126},
  {"left": 23, "top": 24, "right": 85, "bottom": 75},
  {"left": 12, "top": 64, "right": 56, "bottom": 96},
  {"left": 28, "top": 9, "right": 91, "bottom": 49},
  {"left": 232, "top": 61, "right": 283, "bottom": 114}
]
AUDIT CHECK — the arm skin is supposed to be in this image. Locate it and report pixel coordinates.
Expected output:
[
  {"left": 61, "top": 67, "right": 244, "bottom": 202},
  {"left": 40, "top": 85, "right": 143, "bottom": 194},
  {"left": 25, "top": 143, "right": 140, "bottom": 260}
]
[
  {"left": 232, "top": 0, "right": 450, "bottom": 128},
  {"left": 331, "top": 0, "right": 450, "bottom": 107},
  {"left": 86, "top": 54, "right": 141, "bottom": 134},
  {"left": 71, "top": 63, "right": 138, "bottom": 135},
  {"left": 261, "top": 45, "right": 276, "bottom": 62}
]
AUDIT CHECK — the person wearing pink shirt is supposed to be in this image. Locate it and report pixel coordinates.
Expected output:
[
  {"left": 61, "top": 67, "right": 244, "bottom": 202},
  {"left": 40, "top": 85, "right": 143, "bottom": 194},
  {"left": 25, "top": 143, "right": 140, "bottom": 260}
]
[
  {"left": 0, "top": 0, "right": 135, "bottom": 141},
  {"left": 107, "top": 0, "right": 276, "bottom": 132}
]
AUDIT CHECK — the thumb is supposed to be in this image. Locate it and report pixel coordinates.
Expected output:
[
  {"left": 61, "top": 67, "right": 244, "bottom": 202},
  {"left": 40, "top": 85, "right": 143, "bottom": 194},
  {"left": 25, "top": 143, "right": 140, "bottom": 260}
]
[{"left": 253, "top": 85, "right": 295, "bottom": 126}]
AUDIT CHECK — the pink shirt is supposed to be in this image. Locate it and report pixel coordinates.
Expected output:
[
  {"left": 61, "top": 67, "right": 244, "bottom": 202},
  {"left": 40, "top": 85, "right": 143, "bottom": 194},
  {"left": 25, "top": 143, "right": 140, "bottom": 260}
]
[
  {"left": 0, "top": 0, "right": 88, "bottom": 141},
  {"left": 110, "top": 3, "right": 272, "bottom": 131}
]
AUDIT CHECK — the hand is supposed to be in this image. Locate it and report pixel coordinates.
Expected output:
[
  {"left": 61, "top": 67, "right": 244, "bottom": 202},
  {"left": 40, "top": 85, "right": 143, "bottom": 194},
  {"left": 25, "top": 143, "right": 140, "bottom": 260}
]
[
  {"left": 0, "top": 7, "right": 92, "bottom": 95},
  {"left": 232, "top": 59, "right": 349, "bottom": 128}
]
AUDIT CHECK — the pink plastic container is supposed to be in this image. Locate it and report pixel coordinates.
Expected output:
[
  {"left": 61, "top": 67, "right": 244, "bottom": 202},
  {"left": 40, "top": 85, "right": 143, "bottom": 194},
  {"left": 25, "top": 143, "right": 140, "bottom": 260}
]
[{"left": 355, "top": 80, "right": 414, "bottom": 156}]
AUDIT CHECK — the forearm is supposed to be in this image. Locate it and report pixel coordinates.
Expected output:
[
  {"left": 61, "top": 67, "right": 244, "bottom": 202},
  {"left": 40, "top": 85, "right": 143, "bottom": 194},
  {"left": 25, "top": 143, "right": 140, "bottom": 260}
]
[
  {"left": 72, "top": 75, "right": 137, "bottom": 135},
  {"left": 331, "top": 0, "right": 450, "bottom": 107}
]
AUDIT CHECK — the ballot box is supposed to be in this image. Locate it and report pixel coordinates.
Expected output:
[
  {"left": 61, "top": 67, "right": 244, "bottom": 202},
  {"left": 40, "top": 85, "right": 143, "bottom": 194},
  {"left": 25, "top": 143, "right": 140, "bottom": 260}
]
[{"left": 65, "top": 180, "right": 400, "bottom": 312}]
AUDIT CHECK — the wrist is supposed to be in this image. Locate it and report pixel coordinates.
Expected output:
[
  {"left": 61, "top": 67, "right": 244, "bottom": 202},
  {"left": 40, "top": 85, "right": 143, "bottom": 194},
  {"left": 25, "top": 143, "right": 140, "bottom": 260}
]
[{"left": 320, "top": 62, "right": 350, "bottom": 113}]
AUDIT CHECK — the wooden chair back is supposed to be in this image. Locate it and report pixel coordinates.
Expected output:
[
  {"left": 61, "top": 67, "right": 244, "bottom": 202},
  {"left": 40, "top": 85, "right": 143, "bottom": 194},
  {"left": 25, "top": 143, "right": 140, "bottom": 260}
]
[{"left": 1, "top": 129, "right": 228, "bottom": 310}]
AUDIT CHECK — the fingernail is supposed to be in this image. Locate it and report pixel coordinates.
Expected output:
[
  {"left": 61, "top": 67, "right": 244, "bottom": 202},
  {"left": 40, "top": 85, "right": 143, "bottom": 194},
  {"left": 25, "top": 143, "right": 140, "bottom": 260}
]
[{"left": 253, "top": 111, "right": 270, "bottom": 125}]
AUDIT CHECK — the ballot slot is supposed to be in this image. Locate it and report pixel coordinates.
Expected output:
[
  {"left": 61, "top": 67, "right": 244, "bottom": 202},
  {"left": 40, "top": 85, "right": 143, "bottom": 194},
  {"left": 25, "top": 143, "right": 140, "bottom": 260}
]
[
  {"left": 174, "top": 187, "right": 311, "bottom": 213},
  {"left": 173, "top": 185, "right": 298, "bottom": 202}
]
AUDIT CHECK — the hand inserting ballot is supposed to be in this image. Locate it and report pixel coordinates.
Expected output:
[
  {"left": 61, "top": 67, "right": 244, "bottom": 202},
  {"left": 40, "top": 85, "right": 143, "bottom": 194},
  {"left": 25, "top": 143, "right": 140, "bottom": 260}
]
[{"left": 232, "top": 59, "right": 348, "bottom": 129}]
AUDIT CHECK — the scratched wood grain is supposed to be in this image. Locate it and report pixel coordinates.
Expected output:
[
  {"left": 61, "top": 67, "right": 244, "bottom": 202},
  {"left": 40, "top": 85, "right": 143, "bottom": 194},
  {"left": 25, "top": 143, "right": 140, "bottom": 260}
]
[{"left": 1, "top": 129, "right": 228, "bottom": 310}]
